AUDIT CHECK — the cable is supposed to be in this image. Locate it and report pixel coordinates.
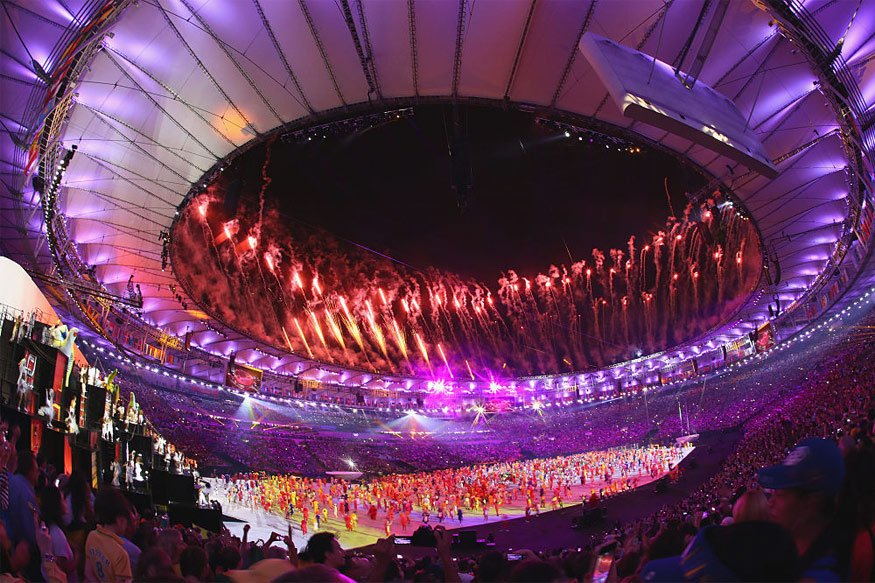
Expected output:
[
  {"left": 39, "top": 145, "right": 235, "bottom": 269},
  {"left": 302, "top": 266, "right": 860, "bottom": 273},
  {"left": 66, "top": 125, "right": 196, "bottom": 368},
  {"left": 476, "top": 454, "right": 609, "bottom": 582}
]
[{"left": 1, "top": 2, "right": 37, "bottom": 64}]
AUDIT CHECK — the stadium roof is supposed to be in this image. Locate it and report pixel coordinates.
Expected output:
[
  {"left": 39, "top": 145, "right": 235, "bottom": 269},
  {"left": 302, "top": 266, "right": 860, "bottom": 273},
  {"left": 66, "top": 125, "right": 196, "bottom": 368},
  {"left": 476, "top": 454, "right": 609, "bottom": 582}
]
[{"left": 1, "top": 0, "right": 873, "bottom": 387}]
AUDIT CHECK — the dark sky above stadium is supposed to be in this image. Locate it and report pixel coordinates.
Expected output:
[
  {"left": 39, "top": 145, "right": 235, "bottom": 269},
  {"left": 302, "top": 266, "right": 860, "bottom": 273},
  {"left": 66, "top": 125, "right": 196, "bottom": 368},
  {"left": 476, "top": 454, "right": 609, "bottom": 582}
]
[{"left": 245, "top": 105, "right": 705, "bottom": 284}]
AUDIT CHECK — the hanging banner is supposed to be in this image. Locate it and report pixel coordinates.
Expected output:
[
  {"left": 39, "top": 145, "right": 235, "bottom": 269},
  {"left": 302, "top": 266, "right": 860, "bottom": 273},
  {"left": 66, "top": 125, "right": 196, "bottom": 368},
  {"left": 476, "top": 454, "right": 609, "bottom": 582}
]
[
  {"left": 854, "top": 201, "right": 873, "bottom": 246},
  {"left": 123, "top": 330, "right": 145, "bottom": 352},
  {"left": 724, "top": 336, "right": 754, "bottom": 363},
  {"left": 104, "top": 315, "right": 120, "bottom": 341},
  {"left": 143, "top": 342, "right": 163, "bottom": 361},
  {"left": 659, "top": 359, "right": 697, "bottom": 385},
  {"left": 225, "top": 361, "right": 263, "bottom": 393}
]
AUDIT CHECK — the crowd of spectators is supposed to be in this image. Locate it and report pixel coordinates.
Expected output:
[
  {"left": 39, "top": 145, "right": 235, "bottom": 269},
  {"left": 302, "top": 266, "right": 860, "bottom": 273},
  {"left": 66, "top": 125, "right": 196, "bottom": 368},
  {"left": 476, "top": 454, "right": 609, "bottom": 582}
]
[{"left": 119, "top": 330, "right": 826, "bottom": 480}]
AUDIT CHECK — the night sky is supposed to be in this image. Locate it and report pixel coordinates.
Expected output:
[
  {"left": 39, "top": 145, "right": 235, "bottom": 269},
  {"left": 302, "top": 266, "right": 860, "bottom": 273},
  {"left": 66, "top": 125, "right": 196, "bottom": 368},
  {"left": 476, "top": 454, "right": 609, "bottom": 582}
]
[{"left": 231, "top": 105, "right": 705, "bottom": 284}]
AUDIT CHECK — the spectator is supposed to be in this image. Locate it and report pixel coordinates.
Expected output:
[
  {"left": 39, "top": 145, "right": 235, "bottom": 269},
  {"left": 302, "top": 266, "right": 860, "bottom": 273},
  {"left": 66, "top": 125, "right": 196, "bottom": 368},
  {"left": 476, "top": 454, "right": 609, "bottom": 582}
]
[
  {"left": 731, "top": 489, "right": 769, "bottom": 524},
  {"left": 641, "top": 521, "right": 799, "bottom": 581},
  {"left": 213, "top": 545, "right": 242, "bottom": 582},
  {"left": 758, "top": 437, "right": 845, "bottom": 581},
  {"left": 228, "top": 558, "right": 294, "bottom": 583},
  {"left": 0, "top": 520, "right": 30, "bottom": 579},
  {"left": 836, "top": 447, "right": 875, "bottom": 581},
  {"left": 118, "top": 509, "right": 141, "bottom": 574},
  {"left": 135, "top": 547, "right": 180, "bottom": 581},
  {"left": 40, "top": 485, "right": 76, "bottom": 581},
  {"left": 506, "top": 559, "right": 562, "bottom": 582},
  {"left": 7, "top": 449, "right": 40, "bottom": 579},
  {"left": 298, "top": 532, "right": 346, "bottom": 570},
  {"left": 64, "top": 470, "right": 95, "bottom": 581},
  {"left": 180, "top": 545, "right": 210, "bottom": 582},
  {"left": 85, "top": 487, "right": 133, "bottom": 582},
  {"left": 158, "top": 527, "right": 187, "bottom": 576},
  {"left": 473, "top": 550, "right": 507, "bottom": 582},
  {"left": 63, "top": 470, "right": 95, "bottom": 528}
]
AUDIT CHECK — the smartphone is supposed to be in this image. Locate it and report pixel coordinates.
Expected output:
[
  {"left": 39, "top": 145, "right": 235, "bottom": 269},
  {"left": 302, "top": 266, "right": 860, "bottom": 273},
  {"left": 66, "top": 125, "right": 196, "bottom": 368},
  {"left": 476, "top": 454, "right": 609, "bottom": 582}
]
[
  {"left": 593, "top": 552, "right": 613, "bottom": 583},
  {"left": 394, "top": 536, "right": 412, "bottom": 545},
  {"left": 506, "top": 553, "right": 524, "bottom": 562},
  {"left": 396, "top": 554, "right": 404, "bottom": 560}
]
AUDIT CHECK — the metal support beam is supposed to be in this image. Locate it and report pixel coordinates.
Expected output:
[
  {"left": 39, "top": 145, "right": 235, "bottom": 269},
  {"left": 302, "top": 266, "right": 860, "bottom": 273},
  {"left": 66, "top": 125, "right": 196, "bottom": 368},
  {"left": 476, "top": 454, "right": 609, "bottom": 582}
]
[
  {"left": 106, "top": 48, "right": 230, "bottom": 155},
  {"left": 678, "top": 0, "right": 730, "bottom": 89},
  {"left": 25, "top": 267, "right": 144, "bottom": 308},
  {"left": 503, "top": 0, "right": 537, "bottom": 101},
  {"left": 407, "top": 0, "right": 419, "bottom": 96},
  {"left": 550, "top": 0, "right": 597, "bottom": 108},
  {"left": 451, "top": 0, "right": 467, "bottom": 97},
  {"left": 179, "top": 0, "right": 284, "bottom": 125},
  {"left": 355, "top": 0, "right": 382, "bottom": 99},
  {"left": 671, "top": 0, "right": 711, "bottom": 76},
  {"left": 252, "top": 0, "right": 314, "bottom": 115},
  {"left": 157, "top": 4, "right": 259, "bottom": 135},
  {"left": 340, "top": 0, "right": 381, "bottom": 101},
  {"left": 298, "top": 0, "right": 347, "bottom": 106}
]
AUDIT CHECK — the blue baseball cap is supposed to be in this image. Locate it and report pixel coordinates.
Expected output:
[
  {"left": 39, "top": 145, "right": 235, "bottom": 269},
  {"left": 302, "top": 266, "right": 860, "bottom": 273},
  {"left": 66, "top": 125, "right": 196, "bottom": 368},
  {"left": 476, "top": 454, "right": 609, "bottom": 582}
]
[
  {"left": 757, "top": 438, "right": 845, "bottom": 496},
  {"left": 641, "top": 523, "right": 800, "bottom": 581}
]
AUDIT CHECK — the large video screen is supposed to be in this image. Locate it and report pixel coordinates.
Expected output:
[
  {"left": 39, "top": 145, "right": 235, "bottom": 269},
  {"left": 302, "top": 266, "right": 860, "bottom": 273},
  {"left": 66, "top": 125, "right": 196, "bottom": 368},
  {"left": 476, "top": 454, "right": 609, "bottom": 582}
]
[
  {"left": 225, "top": 361, "right": 263, "bottom": 393},
  {"left": 579, "top": 33, "right": 777, "bottom": 178}
]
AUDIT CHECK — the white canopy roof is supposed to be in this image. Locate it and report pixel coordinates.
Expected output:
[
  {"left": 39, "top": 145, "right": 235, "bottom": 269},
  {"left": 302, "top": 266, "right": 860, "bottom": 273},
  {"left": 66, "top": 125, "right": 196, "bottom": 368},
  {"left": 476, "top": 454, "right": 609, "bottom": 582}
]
[{"left": 2, "top": 0, "right": 873, "bottom": 385}]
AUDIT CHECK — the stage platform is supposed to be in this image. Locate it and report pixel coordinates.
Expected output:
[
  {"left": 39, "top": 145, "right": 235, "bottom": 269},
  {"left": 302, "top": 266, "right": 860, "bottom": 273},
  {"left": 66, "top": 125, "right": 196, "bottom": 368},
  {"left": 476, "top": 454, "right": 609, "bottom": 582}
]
[{"left": 213, "top": 444, "right": 693, "bottom": 549}]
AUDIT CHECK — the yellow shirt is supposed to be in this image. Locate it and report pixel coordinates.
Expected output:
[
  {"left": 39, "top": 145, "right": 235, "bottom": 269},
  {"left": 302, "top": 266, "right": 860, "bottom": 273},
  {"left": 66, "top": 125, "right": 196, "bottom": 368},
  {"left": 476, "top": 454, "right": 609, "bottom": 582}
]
[{"left": 85, "top": 526, "right": 132, "bottom": 582}]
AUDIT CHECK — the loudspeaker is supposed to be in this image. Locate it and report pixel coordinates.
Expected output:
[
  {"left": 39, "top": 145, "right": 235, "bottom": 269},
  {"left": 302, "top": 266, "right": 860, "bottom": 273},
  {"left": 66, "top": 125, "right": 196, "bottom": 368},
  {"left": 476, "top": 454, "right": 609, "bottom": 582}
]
[
  {"left": 32, "top": 348, "right": 58, "bottom": 394},
  {"left": 150, "top": 470, "right": 171, "bottom": 505},
  {"left": 151, "top": 471, "right": 195, "bottom": 505},
  {"left": 149, "top": 470, "right": 197, "bottom": 504},
  {"left": 37, "top": 425, "right": 64, "bottom": 472},
  {"left": 168, "top": 474, "right": 196, "bottom": 505},
  {"left": 85, "top": 386, "right": 107, "bottom": 429}
]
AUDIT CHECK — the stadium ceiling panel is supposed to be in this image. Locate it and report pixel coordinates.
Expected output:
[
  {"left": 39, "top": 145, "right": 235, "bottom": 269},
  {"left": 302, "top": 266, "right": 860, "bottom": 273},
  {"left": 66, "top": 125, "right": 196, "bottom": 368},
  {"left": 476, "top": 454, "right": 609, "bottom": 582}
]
[{"left": 1, "top": 0, "right": 873, "bottom": 386}]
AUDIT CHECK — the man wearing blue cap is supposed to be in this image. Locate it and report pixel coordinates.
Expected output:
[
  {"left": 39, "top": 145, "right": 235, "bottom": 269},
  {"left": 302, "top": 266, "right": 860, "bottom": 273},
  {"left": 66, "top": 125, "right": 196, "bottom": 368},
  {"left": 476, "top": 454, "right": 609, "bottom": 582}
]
[{"left": 758, "top": 437, "right": 846, "bottom": 582}]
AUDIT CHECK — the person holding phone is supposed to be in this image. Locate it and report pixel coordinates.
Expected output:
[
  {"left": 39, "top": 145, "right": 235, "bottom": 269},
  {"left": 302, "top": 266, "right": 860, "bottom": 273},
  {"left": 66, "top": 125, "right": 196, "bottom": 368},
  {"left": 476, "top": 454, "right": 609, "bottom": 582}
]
[{"left": 590, "top": 537, "right": 618, "bottom": 583}]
